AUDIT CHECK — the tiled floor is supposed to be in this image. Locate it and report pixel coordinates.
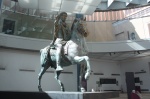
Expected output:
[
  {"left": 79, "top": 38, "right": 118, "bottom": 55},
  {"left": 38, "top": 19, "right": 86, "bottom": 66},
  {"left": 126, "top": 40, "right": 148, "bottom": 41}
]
[{"left": 109, "top": 92, "right": 150, "bottom": 99}]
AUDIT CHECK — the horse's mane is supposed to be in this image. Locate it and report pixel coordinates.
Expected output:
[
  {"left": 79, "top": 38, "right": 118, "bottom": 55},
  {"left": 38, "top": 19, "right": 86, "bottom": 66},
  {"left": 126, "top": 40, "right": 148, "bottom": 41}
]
[
  {"left": 71, "top": 18, "right": 78, "bottom": 32},
  {"left": 71, "top": 18, "right": 86, "bottom": 32},
  {"left": 70, "top": 18, "right": 89, "bottom": 55}
]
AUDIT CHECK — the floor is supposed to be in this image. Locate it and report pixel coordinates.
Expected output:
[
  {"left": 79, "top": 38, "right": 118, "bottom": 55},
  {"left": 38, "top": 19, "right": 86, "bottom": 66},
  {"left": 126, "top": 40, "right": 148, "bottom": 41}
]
[{"left": 109, "top": 92, "right": 150, "bottom": 99}]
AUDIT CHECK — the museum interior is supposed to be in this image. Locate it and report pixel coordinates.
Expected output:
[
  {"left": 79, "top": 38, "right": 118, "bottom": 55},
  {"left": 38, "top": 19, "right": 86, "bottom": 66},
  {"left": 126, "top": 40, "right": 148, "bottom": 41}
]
[{"left": 1, "top": 0, "right": 150, "bottom": 99}]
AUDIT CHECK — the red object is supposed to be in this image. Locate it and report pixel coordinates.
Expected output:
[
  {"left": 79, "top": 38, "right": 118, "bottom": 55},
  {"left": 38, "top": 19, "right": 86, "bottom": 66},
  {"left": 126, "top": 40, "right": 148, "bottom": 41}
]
[
  {"left": 131, "top": 93, "right": 140, "bottom": 99},
  {"left": 135, "top": 86, "right": 141, "bottom": 93}
]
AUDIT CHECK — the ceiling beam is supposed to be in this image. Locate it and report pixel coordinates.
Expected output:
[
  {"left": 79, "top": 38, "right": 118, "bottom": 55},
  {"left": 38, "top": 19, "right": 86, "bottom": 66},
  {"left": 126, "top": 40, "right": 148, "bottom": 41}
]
[
  {"left": 108, "top": 0, "right": 114, "bottom": 7},
  {"left": 108, "top": 1, "right": 126, "bottom": 10}
]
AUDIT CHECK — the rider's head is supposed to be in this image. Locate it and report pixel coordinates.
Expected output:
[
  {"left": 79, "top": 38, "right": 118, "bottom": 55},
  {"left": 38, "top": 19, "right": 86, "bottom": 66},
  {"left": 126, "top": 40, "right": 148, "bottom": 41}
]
[{"left": 57, "top": 12, "right": 67, "bottom": 22}]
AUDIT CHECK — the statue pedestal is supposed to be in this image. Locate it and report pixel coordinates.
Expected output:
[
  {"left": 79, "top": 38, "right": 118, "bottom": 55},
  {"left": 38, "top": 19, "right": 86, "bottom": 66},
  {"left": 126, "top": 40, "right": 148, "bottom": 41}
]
[
  {"left": 0, "top": 91, "right": 119, "bottom": 99},
  {"left": 45, "top": 91, "right": 119, "bottom": 99}
]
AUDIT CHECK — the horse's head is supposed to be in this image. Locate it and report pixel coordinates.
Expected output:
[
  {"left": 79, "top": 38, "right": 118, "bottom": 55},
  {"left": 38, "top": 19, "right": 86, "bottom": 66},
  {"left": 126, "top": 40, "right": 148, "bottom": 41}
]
[
  {"left": 71, "top": 18, "right": 88, "bottom": 37},
  {"left": 70, "top": 18, "right": 89, "bottom": 55}
]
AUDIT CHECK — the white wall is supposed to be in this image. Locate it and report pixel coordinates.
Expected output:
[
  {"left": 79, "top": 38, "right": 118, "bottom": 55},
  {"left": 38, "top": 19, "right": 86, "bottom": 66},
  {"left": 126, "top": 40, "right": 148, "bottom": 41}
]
[{"left": 120, "top": 56, "right": 150, "bottom": 92}]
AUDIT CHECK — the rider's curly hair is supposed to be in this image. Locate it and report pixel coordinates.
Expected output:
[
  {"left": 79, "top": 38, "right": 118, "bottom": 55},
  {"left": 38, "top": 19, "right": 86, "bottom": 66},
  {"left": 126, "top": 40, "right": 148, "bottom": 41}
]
[{"left": 56, "top": 12, "right": 67, "bottom": 21}]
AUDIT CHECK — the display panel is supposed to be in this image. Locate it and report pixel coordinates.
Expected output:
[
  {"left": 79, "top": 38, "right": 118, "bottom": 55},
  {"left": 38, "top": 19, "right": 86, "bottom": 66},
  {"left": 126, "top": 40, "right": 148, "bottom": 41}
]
[{"left": 100, "top": 78, "right": 117, "bottom": 84}]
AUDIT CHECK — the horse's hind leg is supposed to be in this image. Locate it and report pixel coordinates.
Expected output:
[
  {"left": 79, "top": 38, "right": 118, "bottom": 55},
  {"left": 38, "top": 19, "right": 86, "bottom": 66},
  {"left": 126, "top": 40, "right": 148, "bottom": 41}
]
[
  {"left": 54, "top": 71, "right": 65, "bottom": 92},
  {"left": 38, "top": 65, "right": 49, "bottom": 92},
  {"left": 79, "top": 65, "right": 87, "bottom": 92}
]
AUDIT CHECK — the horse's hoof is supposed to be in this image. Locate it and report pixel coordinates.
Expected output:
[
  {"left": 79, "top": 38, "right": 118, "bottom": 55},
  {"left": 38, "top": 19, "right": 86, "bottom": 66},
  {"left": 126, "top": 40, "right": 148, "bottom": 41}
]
[
  {"left": 61, "top": 87, "right": 65, "bottom": 92},
  {"left": 39, "top": 88, "right": 43, "bottom": 92},
  {"left": 38, "top": 86, "right": 43, "bottom": 92}
]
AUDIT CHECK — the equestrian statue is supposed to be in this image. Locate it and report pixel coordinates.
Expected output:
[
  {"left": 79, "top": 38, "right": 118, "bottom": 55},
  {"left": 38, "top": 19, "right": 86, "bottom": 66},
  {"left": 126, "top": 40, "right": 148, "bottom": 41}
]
[{"left": 38, "top": 12, "right": 91, "bottom": 92}]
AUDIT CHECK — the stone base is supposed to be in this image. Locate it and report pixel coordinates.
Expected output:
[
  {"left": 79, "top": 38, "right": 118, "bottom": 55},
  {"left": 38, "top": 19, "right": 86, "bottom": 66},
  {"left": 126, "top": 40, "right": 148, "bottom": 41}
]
[
  {"left": 45, "top": 91, "right": 119, "bottom": 99},
  {"left": 0, "top": 91, "right": 119, "bottom": 99}
]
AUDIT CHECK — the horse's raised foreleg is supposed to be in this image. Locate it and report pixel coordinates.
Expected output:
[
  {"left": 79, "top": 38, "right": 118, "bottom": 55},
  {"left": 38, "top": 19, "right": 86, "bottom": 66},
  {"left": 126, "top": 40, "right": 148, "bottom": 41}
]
[
  {"left": 54, "top": 71, "right": 65, "bottom": 92},
  {"left": 38, "top": 66, "right": 49, "bottom": 92},
  {"left": 74, "top": 56, "right": 91, "bottom": 92},
  {"left": 74, "top": 56, "right": 91, "bottom": 80},
  {"left": 83, "top": 56, "right": 91, "bottom": 80}
]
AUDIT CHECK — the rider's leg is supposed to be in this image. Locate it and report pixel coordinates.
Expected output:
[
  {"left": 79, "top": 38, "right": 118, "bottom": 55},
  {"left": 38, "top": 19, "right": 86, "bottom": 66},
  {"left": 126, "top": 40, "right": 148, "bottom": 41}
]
[{"left": 56, "top": 44, "right": 63, "bottom": 71}]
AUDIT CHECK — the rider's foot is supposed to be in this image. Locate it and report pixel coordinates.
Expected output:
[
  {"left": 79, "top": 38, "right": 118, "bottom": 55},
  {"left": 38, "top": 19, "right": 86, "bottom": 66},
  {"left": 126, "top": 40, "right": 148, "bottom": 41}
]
[{"left": 56, "top": 66, "right": 63, "bottom": 71}]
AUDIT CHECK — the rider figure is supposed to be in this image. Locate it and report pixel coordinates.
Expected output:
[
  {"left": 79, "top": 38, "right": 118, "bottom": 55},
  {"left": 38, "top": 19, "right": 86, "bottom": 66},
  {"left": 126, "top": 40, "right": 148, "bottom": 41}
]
[{"left": 50, "top": 12, "right": 71, "bottom": 71}]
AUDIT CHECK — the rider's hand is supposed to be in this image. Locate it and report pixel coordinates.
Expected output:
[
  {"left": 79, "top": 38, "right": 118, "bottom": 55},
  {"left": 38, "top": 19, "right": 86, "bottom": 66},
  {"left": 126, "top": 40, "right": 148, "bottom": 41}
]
[{"left": 50, "top": 42, "right": 55, "bottom": 49}]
